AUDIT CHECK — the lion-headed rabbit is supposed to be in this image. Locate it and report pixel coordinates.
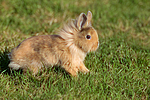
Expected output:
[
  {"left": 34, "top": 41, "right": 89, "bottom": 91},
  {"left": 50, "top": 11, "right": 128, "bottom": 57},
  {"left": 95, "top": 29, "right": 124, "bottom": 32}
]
[{"left": 8, "top": 11, "right": 99, "bottom": 77}]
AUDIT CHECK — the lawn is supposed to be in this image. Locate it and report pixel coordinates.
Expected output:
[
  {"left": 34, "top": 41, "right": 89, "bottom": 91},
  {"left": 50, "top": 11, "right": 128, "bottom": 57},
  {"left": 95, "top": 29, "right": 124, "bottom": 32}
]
[{"left": 0, "top": 0, "right": 150, "bottom": 99}]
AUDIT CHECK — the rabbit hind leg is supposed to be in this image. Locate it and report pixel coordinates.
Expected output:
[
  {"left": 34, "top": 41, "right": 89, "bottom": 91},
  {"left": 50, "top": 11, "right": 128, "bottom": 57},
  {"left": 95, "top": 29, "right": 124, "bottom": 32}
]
[{"left": 27, "top": 62, "right": 43, "bottom": 75}]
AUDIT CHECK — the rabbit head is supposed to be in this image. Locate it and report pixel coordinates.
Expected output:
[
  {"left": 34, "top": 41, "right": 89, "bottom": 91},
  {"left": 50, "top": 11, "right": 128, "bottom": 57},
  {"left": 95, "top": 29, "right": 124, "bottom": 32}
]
[{"left": 59, "top": 11, "right": 99, "bottom": 54}]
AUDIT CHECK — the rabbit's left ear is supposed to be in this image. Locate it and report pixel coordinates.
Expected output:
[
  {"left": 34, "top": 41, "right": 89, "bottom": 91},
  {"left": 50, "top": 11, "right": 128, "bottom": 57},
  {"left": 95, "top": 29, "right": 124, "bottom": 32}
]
[{"left": 77, "top": 13, "right": 87, "bottom": 30}]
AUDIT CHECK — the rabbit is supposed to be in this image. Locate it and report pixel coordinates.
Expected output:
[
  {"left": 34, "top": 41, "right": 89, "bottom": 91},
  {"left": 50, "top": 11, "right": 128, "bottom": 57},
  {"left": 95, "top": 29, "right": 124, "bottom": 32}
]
[{"left": 8, "top": 11, "right": 99, "bottom": 77}]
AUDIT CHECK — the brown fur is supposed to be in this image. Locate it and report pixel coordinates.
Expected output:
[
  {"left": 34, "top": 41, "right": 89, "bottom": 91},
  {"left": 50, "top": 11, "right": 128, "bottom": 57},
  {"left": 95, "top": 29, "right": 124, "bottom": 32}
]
[{"left": 8, "top": 11, "right": 99, "bottom": 77}]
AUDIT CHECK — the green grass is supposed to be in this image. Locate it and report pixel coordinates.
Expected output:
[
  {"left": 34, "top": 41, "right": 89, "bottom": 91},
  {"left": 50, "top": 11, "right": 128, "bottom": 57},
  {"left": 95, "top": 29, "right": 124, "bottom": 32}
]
[{"left": 0, "top": 0, "right": 150, "bottom": 99}]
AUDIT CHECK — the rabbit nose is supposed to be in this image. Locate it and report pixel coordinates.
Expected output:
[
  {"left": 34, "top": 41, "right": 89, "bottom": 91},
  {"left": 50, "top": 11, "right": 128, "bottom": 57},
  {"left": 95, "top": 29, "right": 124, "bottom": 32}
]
[{"left": 97, "top": 41, "right": 99, "bottom": 47}]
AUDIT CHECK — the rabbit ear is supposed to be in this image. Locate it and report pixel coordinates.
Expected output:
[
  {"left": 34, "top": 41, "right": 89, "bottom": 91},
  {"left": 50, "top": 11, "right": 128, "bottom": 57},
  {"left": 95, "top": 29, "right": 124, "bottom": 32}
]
[
  {"left": 82, "top": 11, "right": 92, "bottom": 27},
  {"left": 86, "top": 11, "right": 92, "bottom": 25},
  {"left": 77, "top": 13, "right": 87, "bottom": 30},
  {"left": 77, "top": 11, "right": 92, "bottom": 30}
]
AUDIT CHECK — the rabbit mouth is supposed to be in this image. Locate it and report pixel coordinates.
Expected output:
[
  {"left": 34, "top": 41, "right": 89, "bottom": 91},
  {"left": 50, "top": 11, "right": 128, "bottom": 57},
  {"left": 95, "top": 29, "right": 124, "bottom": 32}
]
[{"left": 90, "top": 41, "right": 99, "bottom": 52}]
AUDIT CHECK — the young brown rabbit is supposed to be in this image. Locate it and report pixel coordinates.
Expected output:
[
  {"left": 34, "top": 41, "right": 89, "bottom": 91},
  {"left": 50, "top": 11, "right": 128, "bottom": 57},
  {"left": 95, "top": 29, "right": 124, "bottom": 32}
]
[{"left": 8, "top": 11, "right": 99, "bottom": 77}]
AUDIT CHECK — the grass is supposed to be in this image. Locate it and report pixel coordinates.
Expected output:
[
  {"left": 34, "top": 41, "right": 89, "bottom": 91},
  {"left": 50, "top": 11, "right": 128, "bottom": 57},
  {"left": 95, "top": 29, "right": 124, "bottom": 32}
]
[{"left": 0, "top": 0, "right": 150, "bottom": 99}]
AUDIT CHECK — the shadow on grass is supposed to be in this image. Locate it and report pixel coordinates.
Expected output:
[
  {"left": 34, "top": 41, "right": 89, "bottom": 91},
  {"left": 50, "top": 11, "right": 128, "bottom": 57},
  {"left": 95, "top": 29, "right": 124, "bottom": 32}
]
[{"left": 0, "top": 49, "right": 11, "bottom": 74}]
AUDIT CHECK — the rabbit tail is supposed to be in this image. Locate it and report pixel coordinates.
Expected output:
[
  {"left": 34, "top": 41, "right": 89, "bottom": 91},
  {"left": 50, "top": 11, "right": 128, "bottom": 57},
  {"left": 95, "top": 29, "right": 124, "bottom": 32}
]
[
  {"left": 8, "top": 52, "right": 21, "bottom": 70},
  {"left": 9, "top": 62, "right": 21, "bottom": 70}
]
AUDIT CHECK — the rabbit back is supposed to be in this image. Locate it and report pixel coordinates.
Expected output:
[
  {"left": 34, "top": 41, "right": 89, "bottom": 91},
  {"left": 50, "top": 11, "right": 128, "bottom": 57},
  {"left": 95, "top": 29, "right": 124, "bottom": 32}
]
[{"left": 9, "top": 35, "right": 66, "bottom": 74}]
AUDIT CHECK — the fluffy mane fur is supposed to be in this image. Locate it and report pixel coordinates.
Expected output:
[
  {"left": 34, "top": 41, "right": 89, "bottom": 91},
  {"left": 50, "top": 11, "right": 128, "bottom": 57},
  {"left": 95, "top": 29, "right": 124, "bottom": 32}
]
[
  {"left": 59, "top": 19, "right": 90, "bottom": 65},
  {"left": 59, "top": 19, "right": 78, "bottom": 47}
]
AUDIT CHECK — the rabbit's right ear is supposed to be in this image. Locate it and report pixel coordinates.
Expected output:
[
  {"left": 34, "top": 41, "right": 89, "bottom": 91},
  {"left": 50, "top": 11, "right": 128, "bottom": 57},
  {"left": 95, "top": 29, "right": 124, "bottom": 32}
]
[
  {"left": 84, "top": 11, "right": 92, "bottom": 27},
  {"left": 77, "top": 13, "right": 87, "bottom": 30}
]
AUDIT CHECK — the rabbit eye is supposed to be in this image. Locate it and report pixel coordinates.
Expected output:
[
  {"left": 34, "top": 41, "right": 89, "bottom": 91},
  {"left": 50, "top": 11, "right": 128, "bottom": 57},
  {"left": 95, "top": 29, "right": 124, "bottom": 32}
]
[{"left": 86, "top": 35, "right": 91, "bottom": 40}]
